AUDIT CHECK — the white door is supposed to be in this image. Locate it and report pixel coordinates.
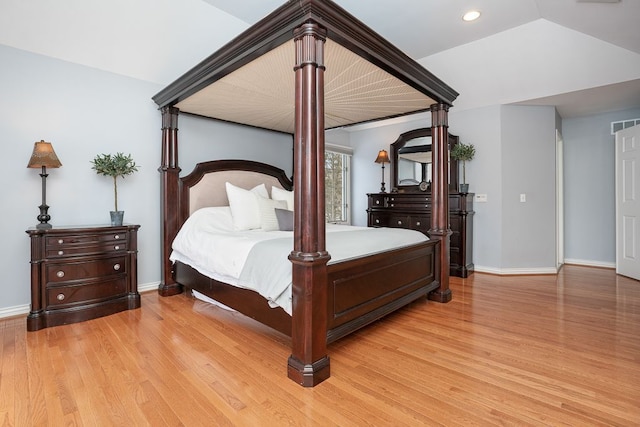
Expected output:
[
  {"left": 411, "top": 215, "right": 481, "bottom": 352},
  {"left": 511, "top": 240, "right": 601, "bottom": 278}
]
[{"left": 616, "top": 125, "right": 640, "bottom": 280}]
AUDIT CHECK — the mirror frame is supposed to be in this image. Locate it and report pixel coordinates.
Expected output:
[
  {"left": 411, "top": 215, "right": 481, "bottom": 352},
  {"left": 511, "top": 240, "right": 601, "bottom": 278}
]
[{"left": 390, "top": 127, "right": 459, "bottom": 193}]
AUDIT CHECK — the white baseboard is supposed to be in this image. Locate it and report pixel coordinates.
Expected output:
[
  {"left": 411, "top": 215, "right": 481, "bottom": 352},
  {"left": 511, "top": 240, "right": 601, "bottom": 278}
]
[
  {"left": 0, "top": 303, "right": 30, "bottom": 319},
  {"left": 0, "top": 281, "right": 162, "bottom": 320},
  {"left": 138, "top": 281, "right": 161, "bottom": 293},
  {"left": 563, "top": 259, "right": 616, "bottom": 269},
  {"left": 474, "top": 260, "right": 615, "bottom": 276},
  {"left": 474, "top": 265, "right": 558, "bottom": 275}
]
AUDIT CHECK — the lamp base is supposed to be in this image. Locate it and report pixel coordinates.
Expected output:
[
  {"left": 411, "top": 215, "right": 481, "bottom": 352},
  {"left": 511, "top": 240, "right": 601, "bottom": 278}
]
[{"left": 36, "top": 203, "right": 52, "bottom": 229}]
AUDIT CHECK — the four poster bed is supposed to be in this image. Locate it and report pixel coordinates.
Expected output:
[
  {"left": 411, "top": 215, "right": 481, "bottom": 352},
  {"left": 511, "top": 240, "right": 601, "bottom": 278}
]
[{"left": 152, "top": 0, "right": 458, "bottom": 386}]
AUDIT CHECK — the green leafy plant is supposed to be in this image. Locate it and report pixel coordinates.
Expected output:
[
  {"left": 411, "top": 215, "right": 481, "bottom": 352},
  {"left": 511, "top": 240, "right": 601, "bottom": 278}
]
[
  {"left": 450, "top": 142, "right": 475, "bottom": 185},
  {"left": 91, "top": 153, "right": 139, "bottom": 211}
]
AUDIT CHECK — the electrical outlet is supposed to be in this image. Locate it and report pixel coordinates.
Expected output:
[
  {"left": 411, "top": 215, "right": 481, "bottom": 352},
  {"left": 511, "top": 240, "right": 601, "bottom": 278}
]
[
  {"left": 475, "top": 194, "right": 487, "bottom": 203},
  {"left": 520, "top": 193, "right": 526, "bottom": 202}
]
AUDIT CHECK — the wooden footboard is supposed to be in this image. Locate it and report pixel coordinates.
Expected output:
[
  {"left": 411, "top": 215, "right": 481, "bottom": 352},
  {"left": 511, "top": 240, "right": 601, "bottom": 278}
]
[
  {"left": 326, "top": 239, "right": 438, "bottom": 343},
  {"left": 174, "top": 238, "right": 438, "bottom": 344}
]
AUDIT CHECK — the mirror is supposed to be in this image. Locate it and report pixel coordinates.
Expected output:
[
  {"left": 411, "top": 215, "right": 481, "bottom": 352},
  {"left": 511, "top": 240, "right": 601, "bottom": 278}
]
[{"left": 390, "top": 128, "right": 459, "bottom": 193}]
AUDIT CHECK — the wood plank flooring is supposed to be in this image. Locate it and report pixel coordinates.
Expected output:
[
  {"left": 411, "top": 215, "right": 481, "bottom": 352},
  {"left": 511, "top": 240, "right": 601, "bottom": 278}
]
[{"left": 1, "top": 265, "right": 639, "bottom": 426}]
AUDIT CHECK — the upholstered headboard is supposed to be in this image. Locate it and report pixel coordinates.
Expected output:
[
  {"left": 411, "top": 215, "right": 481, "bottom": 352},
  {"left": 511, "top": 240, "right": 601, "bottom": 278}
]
[
  {"left": 189, "top": 170, "right": 285, "bottom": 213},
  {"left": 178, "top": 159, "right": 294, "bottom": 220}
]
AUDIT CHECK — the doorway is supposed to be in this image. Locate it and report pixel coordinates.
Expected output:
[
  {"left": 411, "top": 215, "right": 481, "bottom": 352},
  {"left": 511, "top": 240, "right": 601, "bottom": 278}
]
[{"left": 615, "top": 124, "right": 640, "bottom": 280}]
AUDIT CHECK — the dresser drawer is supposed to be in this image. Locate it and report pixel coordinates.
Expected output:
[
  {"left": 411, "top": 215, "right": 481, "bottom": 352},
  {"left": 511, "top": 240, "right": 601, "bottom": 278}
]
[
  {"left": 46, "top": 278, "right": 128, "bottom": 308},
  {"left": 387, "top": 195, "right": 431, "bottom": 208},
  {"left": 369, "top": 211, "right": 390, "bottom": 227},
  {"left": 410, "top": 216, "right": 430, "bottom": 233},
  {"left": 46, "top": 255, "right": 126, "bottom": 283},
  {"left": 368, "top": 194, "right": 387, "bottom": 208},
  {"left": 389, "top": 214, "right": 411, "bottom": 228}
]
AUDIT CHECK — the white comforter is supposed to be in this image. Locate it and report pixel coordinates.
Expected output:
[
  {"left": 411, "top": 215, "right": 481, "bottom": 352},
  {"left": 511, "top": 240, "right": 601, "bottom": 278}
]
[{"left": 170, "top": 207, "right": 428, "bottom": 314}]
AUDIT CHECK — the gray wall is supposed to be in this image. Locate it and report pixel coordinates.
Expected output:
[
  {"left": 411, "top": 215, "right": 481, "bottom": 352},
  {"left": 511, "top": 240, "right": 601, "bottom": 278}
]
[
  {"left": 347, "top": 104, "right": 558, "bottom": 274},
  {"left": 0, "top": 44, "right": 291, "bottom": 315},
  {"left": 500, "top": 105, "right": 557, "bottom": 270},
  {"left": 562, "top": 107, "right": 640, "bottom": 266}
]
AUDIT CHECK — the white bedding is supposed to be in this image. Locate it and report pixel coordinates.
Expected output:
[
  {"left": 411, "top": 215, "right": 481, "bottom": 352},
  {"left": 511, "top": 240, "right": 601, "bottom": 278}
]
[{"left": 170, "top": 207, "right": 428, "bottom": 314}]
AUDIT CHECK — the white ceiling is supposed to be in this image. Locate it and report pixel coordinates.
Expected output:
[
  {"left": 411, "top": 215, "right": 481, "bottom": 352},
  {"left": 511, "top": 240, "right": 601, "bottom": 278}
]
[{"left": 1, "top": 0, "right": 639, "bottom": 119}]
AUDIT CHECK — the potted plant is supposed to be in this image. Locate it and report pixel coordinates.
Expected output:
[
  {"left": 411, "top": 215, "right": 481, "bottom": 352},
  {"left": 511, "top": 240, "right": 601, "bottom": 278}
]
[
  {"left": 91, "top": 152, "right": 139, "bottom": 225},
  {"left": 450, "top": 142, "right": 475, "bottom": 193}
]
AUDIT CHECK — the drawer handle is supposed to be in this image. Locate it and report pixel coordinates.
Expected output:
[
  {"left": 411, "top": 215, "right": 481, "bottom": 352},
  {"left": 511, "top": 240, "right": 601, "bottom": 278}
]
[
  {"left": 114, "top": 235, "right": 120, "bottom": 240},
  {"left": 416, "top": 221, "right": 421, "bottom": 226},
  {"left": 56, "top": 271, "right": 65, "bottom": 278},
  {"left": 391, "top": 197, "right": 395, "bottom": 201},
  {"left": 58, "top": 239, "right": 64, "bottom": 244},
  {"left": 376, "top": 200, "right": 380, "bottom": 205},
  {"left": 113, "top": 263, "right": 121, "bottom": 271},
  {"left": 375, "top": 219, "right": 380, "bottom": 224},
  {"left": 58, "top": 250, "right": 64, "bottom": 256},
  {"left": 56, "top": 293, "right": 65, "bottom": 301},
  {"left": 397, "top": 220, "right": 402, "bottom": 225},
  {"left": 114, "top": 245, "right": 120, "bottom": 250},
  {"left": 390, "top": 204, "right": 394, "bottom": 207}
]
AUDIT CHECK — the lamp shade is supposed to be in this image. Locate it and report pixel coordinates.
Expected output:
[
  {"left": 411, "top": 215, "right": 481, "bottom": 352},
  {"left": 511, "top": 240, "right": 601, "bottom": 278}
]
[
  {"left": 374, "top": 149, "right": 390, "bottom": 164},
  {"left": 27, "top": 140, "right": 62, "bottom": 168}
]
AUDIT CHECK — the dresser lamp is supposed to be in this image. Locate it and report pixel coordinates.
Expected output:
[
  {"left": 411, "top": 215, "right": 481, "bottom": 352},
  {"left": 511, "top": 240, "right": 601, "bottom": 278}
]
[
  {"left": 374, "top": 149, "right": 390, "bottom": 193},
  {"left": 27, "top": 140, "right": 62, "bottom": 229}
]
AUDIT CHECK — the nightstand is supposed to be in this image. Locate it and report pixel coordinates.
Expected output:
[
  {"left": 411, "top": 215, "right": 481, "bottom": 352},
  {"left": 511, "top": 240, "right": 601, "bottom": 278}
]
[{"left": 26, "top": 224, "right": 141, "bottom": 331}]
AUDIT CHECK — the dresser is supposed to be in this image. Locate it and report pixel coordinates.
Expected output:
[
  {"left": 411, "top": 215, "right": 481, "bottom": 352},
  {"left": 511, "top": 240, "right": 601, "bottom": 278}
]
[
  {"left": 367, "top": 192, "right": 474, "bottom": 277},
  {"left": 26, "top": 224, "right": 141, "bottom": 331}
]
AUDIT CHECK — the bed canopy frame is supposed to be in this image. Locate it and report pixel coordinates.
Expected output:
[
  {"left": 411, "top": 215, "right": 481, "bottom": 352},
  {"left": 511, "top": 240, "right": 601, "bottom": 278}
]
[{"left": 153, "top": 0, "right": 458, "bottom": 386}]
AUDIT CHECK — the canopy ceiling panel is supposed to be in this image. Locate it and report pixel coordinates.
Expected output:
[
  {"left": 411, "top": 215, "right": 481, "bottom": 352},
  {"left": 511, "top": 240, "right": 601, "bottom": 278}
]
[
  {"left": 153, "top": 0, "right": 458, "bottom": 134},
  {"left": 175, "top": 40, "right": 437, "bottom": 133}
]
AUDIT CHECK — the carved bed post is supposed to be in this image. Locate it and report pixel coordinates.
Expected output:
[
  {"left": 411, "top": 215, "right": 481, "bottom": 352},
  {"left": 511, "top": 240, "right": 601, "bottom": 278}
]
[
  {"left": 287, "top": 22, "right": 331, "bottom": 387},
  {"left": 428, "top": 103, "right": 453, "bottom": 303},
  {"left": 158, "top": 106, "right": 183, "bottom": 297}
]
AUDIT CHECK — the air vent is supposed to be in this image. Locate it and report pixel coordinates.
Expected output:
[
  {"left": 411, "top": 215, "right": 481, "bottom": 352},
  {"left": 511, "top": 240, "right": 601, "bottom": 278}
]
[
  {"left": 611, "top": 118, "right": 640, "bottom": 135},
  {"left": 577, "top": 0, "right": 620, "bottom": 3}
]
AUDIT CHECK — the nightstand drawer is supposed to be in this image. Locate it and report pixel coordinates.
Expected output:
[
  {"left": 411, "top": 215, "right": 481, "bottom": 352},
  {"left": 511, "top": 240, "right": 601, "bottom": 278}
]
[
  {"left": 46, "top": 241, "right": 128, "bottom": 258},
  {"left": 46, "top": 278, "right": 128, "bottom": 308},
  {"left": 46, "top": 255, "right": 126, "bottom": 283},
  {"left": 46, "top": 232, "right": 127, "bottom": 248}
]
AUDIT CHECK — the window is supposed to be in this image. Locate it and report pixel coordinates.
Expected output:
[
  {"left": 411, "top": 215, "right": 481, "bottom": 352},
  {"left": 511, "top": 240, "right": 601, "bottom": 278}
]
[{"left": 325, "top": 146, "right": 351, "bottom": 224}]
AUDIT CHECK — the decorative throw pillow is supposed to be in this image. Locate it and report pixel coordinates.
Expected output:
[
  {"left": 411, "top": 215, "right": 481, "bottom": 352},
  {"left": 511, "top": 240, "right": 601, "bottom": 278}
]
[
  {"left": 257, "top": 197, "right": 288, "bottom": 231},
  {"left": 225, "top": 182, "right": 270, "bottom": 230},
  {"left": 275, "top": 208, "right": 294, "bottom": 231},
  {"left": 271, "top": 186, "right": 294, "bottom": 211}
]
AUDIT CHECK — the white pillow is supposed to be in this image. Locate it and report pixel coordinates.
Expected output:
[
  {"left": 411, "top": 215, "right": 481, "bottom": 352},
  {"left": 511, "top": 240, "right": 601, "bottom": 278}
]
[
  {"left": 225, "top": 182, "right": 270, "bottom": 230},
  {"left": 256, "top": 196, "right": 288, "bottom": 231},
  {"left": 271, "top": 187, "right": 294, "bottom": 211}
]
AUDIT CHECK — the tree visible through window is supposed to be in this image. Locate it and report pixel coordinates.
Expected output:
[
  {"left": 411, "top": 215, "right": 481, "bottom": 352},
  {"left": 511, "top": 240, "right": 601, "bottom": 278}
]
[{"left": 325, "top": 150, "right": 350, "bottom": 223}]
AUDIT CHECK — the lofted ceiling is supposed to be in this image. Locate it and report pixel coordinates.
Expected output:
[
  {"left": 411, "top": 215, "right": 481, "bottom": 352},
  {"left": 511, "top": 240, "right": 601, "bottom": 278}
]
[
  {"left": 203, "top": 0, "right": 640, "bottom": 59},
  {"left": 202, "top": 0, "right": 640, "bottom": 119},
  {"left": 1, "top": 0, "right": 639, "bottom": 119}
]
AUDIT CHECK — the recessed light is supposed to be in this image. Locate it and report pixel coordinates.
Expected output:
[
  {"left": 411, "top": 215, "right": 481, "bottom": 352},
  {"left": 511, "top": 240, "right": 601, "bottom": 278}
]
[{"left": 462, "top": 10, "right": 481, "bottom": 22}]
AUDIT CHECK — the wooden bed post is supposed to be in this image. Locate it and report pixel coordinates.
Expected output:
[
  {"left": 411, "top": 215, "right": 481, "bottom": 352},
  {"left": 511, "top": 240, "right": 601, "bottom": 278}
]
[
  {"left": 287, "top": 21, "right": 331, "bottom": 387},
  {"left": 158, "top": 106, "right": 183, "bottom": 297},
  {"left": 428, "top": 103, "right": 453, "bottom": 303}
]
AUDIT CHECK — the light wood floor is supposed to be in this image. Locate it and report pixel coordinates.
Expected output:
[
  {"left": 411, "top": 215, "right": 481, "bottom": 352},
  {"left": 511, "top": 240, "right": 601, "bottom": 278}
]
[{"left": 1, "top": 265, "right": 639, "bottom": 426}]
